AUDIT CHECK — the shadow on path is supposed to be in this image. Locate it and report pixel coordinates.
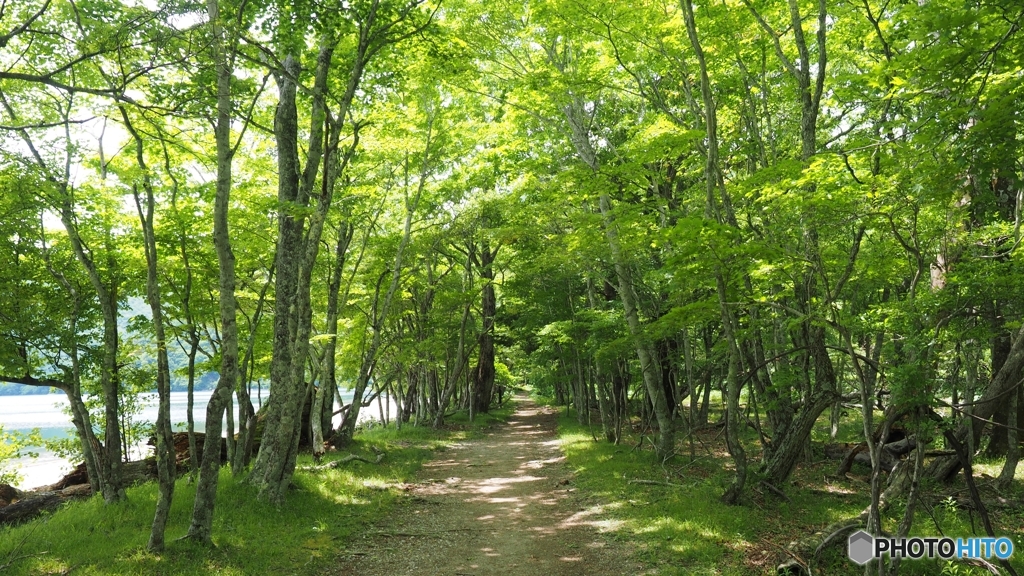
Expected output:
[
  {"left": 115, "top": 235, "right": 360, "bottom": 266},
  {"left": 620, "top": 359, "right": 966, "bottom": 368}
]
[{"left": 329, "top": 396, "right": 645, "bottom": 576}]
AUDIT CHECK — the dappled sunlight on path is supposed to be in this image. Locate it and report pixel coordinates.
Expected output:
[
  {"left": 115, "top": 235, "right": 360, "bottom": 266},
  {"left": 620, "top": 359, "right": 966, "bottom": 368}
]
[{"left": 329, "top": 397, "right": 645, "bottom": 576}]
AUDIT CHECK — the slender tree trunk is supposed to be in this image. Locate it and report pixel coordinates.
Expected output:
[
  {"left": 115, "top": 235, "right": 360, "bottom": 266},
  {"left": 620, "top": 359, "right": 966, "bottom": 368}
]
[
  {"left": 122, "top": 112, "right": 176, "bottom": 552},
  {"left": 586, "top": 278, "right": 616, "bottom": 442},
  {"left": 683, "top": 0, "right": 745, "bottom": 496},
  {"left": 434, "top": 296, "right": 474, "bottom": 428},
  {"left": 57, "top": 196, "right": 124, "bottom": 503},
  {"left": 185, "top": 339, "right": 199, "bottom": 476},
  {"left": 339, "top": 121, "right": 433, "bottom": 438},
  {"left": 232, "top": 264, "right": 273, "bottom": 474},
  {"left": 186, "top": 0, "right": 240, "bottom": 542},
  {"left": 473, "top": 240, "right": 497, "bottom": 413},
  {"left": 597, "top": 193, "right": 674, "bottom": 458},
  {"left": 929, "top": 321, "right": 1024, "bottom": 481},
  {"left": 313, "top": 225, "right": 353, "bottom": 460},
  {"left": 251, "top": 0, "right": 390, "bottom": 498},
  {"left": 43, "top": 259, "right": 105, "bottom": 496},
  {"left": 998, "top": 384, "right": 1019, "bottom": 489},
  {"left": 553, "top": 49, "right": 675, "bottom": 455}
]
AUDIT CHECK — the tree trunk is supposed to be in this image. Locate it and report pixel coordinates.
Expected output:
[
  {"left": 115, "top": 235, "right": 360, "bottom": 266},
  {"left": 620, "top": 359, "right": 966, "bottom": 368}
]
[
  {"left": 683, "top": 0, "right": 745, "bottom": 498},
  {"left": 997, "top": 383, "right": 1019, "bottom": 490},
  {"left": 248, "top": 51, "right": 306, "bottom": 502},
  {"left": 232, "top": 264, "right": 273, "bottom": 475},
  {"left": 251, "top": 1, "right": 384, "bottom": 499},
  {"left": 186, "top": 0, "right": 240, "bottom": 543},
  {"left": 340, "top": 122, "right": 431, "bottom": 440},
  {"left": 598, "top": 193, "right": 674, "bottom": 459},
  {"left": 6, "top": 91, "right": 124, "bottom": 503},
  {"left": 473, "top": 240, "right": 497, "bottom": 413},
  {"left": 122, "top": 109, "right": 177, "bottom": 552},
  {"left": 42, "top": 265, "right": 105, "bottom": 496},
  {"left": 929, "top": 320, "right": 1024, "bottom": 481},
  {"left": 434, "top": 291, "right": 474, "bottom": 427},
  {"left": 313, "top": 226, "right": 353, "bottom": 460},
  {"left": 57, "top": 193, "right": 124, "bottom": 504}
]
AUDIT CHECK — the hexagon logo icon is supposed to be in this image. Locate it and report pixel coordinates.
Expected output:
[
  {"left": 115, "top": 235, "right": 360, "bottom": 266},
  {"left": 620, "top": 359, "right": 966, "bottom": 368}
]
[{"left": 848, "top": 530, "right": 874, "bottom": 565}]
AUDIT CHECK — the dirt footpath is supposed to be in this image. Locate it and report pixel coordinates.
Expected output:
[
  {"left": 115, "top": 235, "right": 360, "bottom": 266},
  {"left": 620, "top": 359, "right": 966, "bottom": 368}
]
[{"left": 330, "top": 397, "right": 646, "bottom": 576}]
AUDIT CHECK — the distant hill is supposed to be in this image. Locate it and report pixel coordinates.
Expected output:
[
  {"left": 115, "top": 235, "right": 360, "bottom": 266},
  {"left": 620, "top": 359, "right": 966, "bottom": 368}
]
[
  {"left": 0, "top": 296, "right": 225, "bottom": 396},
  {"left": 0, "top": 382, "right": 60, "bottom": 395},
  {"left": 0, "top": 371, "right": 220, "bottom": 396}
]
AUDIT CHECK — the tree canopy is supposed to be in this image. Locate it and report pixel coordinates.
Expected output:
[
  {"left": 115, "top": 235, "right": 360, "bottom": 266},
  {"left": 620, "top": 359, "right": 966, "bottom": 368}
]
[{"left": 0, "top": 0, "right": 1022, "bottom": 572}]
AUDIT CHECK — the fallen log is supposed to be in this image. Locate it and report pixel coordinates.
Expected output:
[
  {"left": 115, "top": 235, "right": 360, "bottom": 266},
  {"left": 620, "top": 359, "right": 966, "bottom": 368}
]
[
  {"left": 835, "top": 442, "right": 896, "bottom": 475},
  {"left": 0, "top": 484, "right": 91, "bottom": 526},
  {"left": 0, "top": 483, "right": 21, "bottom": 506},
  {"left": 955, "top": 495, "right": 1024, "bottom": 510},
  {"left": 149, "top": 431, "right": 228, "bottom": 467},
  {"left": 1, "top": 433, "right": 230, "bottom": 527}
]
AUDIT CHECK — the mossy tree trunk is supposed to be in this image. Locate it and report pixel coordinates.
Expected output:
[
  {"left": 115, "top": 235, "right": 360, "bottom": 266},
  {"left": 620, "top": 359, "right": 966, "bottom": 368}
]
[
  {"left": 121, "top": 109, "right": 177, "bottom": 552},
  {"left": 186, "top": 0, "right": 240, "bottom": 543}
]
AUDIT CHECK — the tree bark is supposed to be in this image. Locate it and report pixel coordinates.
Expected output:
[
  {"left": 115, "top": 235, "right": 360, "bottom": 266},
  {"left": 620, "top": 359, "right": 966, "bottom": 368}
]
[
  {"left": 556, "top": 83, "right": 674, "bottom": 458},
  {"left": 186, "top": 0, "right": 240, "bottom": 543},
  {"left": 248, "top": 51, "right": 304, "bottom": 503},
  {"left": 598, "top": 193, "right": 674, "bottom": 459},
  {"left": 57, "top": 191, "right": 124, "bottom": 504},
  {"left": 929, "top": 321, "right": 1024, "bottom": 481},
  {"left": 121, "top": 108, "right": 177, "bottom": 552},
  {"left": 472, "top": 239, "right": 497, "bottom": 413},
  {"left": 997, "top": 383, "right": 1019, "bottom": 489},
  {"left": 251, "top": 0, "right": 388, "bottom": 500},
  {"left": 682, "top": 0, "right": 746, "bottom": 497},
  {"left": 313, "top": 225, "right": 353, "bottom": 461},
  {"left": 39, "top": 255, "right": 105, "bottom": 496}
]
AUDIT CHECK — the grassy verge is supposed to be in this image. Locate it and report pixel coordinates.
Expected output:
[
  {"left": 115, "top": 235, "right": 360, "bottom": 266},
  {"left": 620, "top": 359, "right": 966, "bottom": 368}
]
[
  {"left": 0, "top": 407, "right": 512, "bottom": 575},
  {"left": 548, "top": 399, "right": 1023, "bottom": 575}
]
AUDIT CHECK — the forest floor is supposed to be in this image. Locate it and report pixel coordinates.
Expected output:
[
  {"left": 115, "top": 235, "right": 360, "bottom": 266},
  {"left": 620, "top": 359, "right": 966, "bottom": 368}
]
[{"left": 328, "top": 395, "right": 648, "bottom": 576}]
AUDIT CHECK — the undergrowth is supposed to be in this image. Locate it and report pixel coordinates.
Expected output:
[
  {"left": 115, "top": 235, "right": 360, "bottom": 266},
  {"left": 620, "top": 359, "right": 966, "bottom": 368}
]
[{"left": 547, "top": 395, "right": 1023, "bottom": 576}]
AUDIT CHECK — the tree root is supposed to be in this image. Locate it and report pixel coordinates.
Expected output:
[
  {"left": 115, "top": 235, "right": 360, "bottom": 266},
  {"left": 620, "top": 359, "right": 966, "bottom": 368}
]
[{"left": 775, "top": 458, "right": 914, "bottom": 575}]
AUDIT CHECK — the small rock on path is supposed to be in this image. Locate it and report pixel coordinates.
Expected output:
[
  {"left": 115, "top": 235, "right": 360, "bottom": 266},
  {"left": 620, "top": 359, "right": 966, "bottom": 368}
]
[{"left": 329, "top": 396, "right": 646, "bottom": 576}]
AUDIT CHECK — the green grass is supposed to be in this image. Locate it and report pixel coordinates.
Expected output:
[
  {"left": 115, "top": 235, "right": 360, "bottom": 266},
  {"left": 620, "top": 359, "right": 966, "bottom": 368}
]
[
  {"left": 549, "top": 399, "right": 1024, "bottom": 575},
  {"left": 0, "top": 406, "right": 513, "bottom": 575}
]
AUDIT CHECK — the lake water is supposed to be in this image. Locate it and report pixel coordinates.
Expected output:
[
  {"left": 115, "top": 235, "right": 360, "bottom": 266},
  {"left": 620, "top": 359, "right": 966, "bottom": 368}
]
[{"left": 0, "top": 389, "right": 399, "bottom": 489}]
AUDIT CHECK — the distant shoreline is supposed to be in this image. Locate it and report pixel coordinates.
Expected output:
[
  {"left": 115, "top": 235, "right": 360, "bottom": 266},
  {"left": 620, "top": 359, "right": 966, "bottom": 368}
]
[{"left": 0, "top": 384, "right": 226, "bottom": 397}]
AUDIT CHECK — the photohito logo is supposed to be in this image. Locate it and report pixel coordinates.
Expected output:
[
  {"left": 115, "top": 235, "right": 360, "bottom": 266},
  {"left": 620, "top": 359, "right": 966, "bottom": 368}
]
[{"left": 848, "top": 530, "right": 1015, "bottom": 565}]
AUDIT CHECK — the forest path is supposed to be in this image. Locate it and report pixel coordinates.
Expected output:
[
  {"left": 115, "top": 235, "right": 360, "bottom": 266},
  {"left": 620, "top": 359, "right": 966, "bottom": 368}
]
[{"left": 329, "top": 396, "right": 646, "bottom": 576}]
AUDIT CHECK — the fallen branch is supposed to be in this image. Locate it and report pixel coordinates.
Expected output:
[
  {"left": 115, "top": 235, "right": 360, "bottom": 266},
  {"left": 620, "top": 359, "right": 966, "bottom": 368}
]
[
  {"left": 627, "top": 478, "right": 687, "bottom": 488},
  {"left": 953, "top": 495, "right": 1024, "bottom": 510},
  {"left": 960, "top": 557, "right": 1002, "bottom": 575},
  {"left": 760, "top": 480, "right": 793, "bottom": 504},
  {"left": 813, "top": 521, "right": 861, "bottom": 557},
  {"left": 0, "top": 551, "right": 48, "bottom": 572},
  {"left": 300, "top": 451, "right": 385, "bottom": 472},
  {"left": 763, "top": 538, "right": 811, "bottom": 576}
]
